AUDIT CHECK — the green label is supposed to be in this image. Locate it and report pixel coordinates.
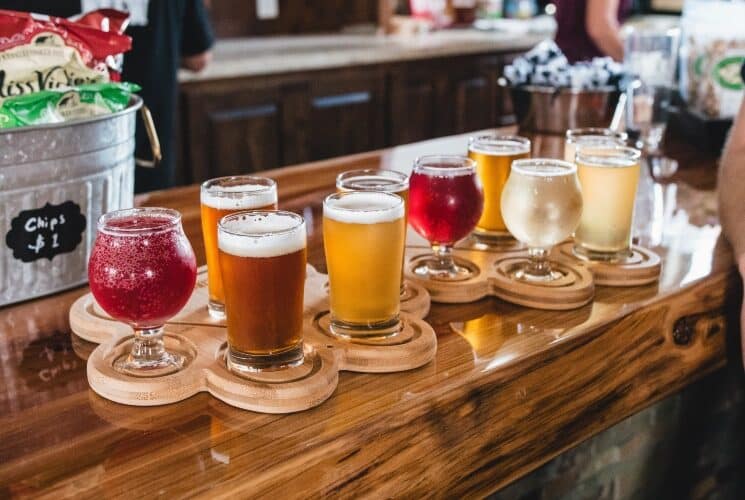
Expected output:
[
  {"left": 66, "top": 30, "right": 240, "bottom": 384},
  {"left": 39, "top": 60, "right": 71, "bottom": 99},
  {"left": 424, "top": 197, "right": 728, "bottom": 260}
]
[{"left": 712, "top": 56, "right": 745, "bottom": 91}]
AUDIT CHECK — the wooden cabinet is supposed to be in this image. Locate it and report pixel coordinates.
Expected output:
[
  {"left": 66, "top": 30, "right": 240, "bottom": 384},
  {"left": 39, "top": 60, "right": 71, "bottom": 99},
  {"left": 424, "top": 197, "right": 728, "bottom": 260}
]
[{"left": 179, "top": 52, "right": 520, "bottom": 185}]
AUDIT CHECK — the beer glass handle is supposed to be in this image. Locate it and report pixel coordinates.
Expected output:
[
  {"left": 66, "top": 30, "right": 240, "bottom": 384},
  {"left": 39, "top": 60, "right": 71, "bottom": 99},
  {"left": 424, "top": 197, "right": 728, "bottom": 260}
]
[{"left": 135, "top": 105, "right": 162, "bottom": 169}]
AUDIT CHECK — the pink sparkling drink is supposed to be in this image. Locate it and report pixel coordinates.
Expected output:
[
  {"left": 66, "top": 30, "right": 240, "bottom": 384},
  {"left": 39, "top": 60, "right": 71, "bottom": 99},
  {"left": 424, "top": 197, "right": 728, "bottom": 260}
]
[
  {"left": 408, "top": 155, "right": 483, "bottom": 280},
  {"left": 88, "top": 208, "right": 197, "bottom": 376}
]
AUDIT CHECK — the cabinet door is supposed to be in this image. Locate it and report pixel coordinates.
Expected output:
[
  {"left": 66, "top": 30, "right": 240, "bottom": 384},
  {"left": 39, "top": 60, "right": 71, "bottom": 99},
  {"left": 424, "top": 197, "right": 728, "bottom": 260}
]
[
  {"left": 307, "top": 69, "right": 385, "bottom": 161},
  {"left": 181, "top": 84, "right": 298, "bottom": 183},
  {"left": 389, "top": 63, "right": 445, "bottom": 145}
]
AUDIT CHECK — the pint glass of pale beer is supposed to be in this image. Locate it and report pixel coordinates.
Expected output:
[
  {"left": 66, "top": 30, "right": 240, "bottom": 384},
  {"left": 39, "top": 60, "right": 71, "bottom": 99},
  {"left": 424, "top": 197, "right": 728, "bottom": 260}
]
[
  {"left": 468, "top": 134, "right": 530, "bottom": 240},
  {"left": 323, "top": 191, "right": 406, "bottom": 338},
  {"left": 573, "top": 146, "right": 642, "bottom": 261},
  {"left": 200, "top": 176, "right": 277, "bottom": 319},
  {"left": 218, "top": 211, "right": 306, "bottom": 373},
  {"left": 564, "top": 128, "right": 627, "bottom": 164}
]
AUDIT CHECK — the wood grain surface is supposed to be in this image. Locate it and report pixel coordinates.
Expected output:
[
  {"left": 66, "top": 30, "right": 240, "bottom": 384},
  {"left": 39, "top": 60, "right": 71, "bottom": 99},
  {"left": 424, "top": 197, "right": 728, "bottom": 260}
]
[{"left": 0, "top": 129, "right": 738, "bottom": 498}]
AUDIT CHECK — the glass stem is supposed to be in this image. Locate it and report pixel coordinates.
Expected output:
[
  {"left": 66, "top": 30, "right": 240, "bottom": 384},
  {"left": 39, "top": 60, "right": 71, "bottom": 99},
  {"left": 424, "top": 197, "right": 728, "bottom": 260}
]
[
  {"left": 131, "top": 327, "right": 167, "bottom": 362},
  {"left": 432, "top": 244, "right": 457, "bottom": 272},
  {"left": 527, "top": 247, "right": 551, "bottom": 278}
]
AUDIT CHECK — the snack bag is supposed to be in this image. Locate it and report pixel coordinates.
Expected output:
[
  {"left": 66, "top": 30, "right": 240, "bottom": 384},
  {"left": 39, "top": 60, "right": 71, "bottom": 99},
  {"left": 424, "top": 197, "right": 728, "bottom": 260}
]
[
  {"left": 0, "top": 82, "right": 140, "bottom": 129},
  {"left": 0, "top": 9, "right": 131, "bottom": 99}
]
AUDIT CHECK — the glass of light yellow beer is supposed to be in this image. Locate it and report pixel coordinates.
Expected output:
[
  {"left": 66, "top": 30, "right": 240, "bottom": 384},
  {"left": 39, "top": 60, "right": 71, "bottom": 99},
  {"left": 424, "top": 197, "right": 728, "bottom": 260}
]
[
  {"left": 323, "top": 191, "right": 406, "bottom": 339},
  {"left": 573, "top": 146, "right": 642, "bottom": 261},
  {"left": 501, "top": 159, "right": 583, "bottom": 282},
  {"left": 200, "top": 176, "right": 278, "bottom": 319},
  {"left": 564, "top": 128, "right": 628, "bottom": 164},
  {"left": 468, "top": 134, "right": 531, "bottom": 241},
  {"left": 336, "top": 169, "right": 410, "bottom": 297},
  {"left": 218, "top": 211, "right": 306, "bottom": 373}
]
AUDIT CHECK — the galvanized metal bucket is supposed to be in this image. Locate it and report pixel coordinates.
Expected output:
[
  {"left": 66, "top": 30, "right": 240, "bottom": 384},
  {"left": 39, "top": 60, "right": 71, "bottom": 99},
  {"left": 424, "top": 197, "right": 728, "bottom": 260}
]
[
  {"left": 508, "top": 85, "right": 621, "bottom": 134},
  {"left": 0, "top": 96, "right": 157, "bottom": 306}
]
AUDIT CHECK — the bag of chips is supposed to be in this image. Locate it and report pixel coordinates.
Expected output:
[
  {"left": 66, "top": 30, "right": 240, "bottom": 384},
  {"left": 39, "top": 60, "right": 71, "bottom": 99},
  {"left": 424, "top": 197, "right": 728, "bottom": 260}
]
[
  {"left": 0, "top": 82, "right": 140, "bottom": 128},
  {"left": 0, "top": 9, "right": 131, "bottom": 99}
]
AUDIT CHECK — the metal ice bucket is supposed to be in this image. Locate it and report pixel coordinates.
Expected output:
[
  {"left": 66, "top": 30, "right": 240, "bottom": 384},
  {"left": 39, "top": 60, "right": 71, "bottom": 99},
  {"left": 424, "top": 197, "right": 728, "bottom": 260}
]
[
  {"left": 508, "top": 85, "right": 621, "bottom": 134},
  {"left": 0, "top": 97, "right": 148, "bottom": 306}
]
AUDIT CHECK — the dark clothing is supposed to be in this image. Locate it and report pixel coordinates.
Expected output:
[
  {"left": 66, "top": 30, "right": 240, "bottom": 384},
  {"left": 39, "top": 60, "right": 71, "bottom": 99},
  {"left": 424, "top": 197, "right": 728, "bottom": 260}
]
[
  {"left": 0, "top": 0, "right": 214, "bottom": 193},
  {"left": 554, "top": 0, "right": 631, "bottom": 63}
]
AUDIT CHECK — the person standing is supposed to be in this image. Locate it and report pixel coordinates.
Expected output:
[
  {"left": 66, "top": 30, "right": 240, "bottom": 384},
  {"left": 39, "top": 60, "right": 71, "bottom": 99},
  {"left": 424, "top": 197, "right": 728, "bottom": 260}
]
[
  {"left": 0, "top": 0, "right": 214, "bottom": 193},
  {"left": 553, "top": 0, "right": 632, "bottom": 63}
]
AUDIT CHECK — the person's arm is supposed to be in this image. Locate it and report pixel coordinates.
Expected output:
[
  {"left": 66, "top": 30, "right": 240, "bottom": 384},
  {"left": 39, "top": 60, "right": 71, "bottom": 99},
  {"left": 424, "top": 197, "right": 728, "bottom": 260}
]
[
  {"left": 180, "top": 0, "right": 215, "bottom": 72},
  {"left": 718, "top": 96, "right": 745, "bottom": 366},
  {"left": 585, "top": 0, "right": 624, "bottom": 61}
]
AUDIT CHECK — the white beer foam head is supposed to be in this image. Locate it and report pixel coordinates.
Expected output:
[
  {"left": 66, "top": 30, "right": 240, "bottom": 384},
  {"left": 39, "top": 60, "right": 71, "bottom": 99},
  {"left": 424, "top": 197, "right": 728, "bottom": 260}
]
[
  {"left": 324, "top": 191, "right": 404, "bottom": 224},
  {"left": 469, "top": 136, "right": 530, "bottom": 156},
  {"left": 201, "top": 183, "right": 277, "bottom": 210},
  {"left": 512, "top": 159, "right": 577, "bottom": 177},
  {"left": 218, "top": 212, "right": 306, "bottom": 258}
]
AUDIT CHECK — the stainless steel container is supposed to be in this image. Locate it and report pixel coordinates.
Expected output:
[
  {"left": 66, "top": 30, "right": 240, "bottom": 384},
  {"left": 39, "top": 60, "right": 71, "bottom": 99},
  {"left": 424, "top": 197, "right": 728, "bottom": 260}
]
[
  {"left": 0, "top": 97, "right": 142, "bottom": 306},
  {"left": 509, "top": 85, "right": 621, "bottom": 134}
]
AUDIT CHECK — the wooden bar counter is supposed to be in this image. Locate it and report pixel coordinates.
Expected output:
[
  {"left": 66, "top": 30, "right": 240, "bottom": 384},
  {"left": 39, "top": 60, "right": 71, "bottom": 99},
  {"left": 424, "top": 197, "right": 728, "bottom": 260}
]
[{"left": 0, "top": 128, "right": 740, "bottom": 498}]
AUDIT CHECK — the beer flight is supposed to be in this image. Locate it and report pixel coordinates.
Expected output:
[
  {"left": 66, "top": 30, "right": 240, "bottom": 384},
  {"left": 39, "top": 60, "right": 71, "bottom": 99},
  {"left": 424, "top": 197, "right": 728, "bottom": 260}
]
[{"left": 87, "top": 127, "right": 643, "bottom": 378}]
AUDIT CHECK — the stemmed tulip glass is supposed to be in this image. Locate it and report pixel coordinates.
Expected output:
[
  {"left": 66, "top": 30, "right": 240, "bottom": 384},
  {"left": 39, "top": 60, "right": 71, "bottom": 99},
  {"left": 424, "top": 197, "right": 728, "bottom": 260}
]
[
  {"left": 88, "top": 208, "right": 197, "bottom": 376},
  {"left": 500, "top": 159, "right": 583, "bottom": 282},
  {"left": 408, "top": 155, "right": 484, "bottom": 280}
]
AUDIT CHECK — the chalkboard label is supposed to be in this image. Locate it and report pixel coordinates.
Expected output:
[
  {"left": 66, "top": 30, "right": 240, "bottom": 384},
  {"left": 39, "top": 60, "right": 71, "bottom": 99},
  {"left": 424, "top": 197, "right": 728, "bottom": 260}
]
[{"left": 5, "top": 201, "right": 87, "bottom": 262}]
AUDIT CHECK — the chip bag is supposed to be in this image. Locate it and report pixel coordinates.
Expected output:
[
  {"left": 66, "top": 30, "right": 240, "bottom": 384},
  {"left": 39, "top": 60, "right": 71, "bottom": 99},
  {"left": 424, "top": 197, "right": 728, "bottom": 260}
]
[
  {"left": 0, "top": 82, "right": 140, "bottom": 128},
  {"left": 0, "top": 9, "right": 132, "bottom": 99}
]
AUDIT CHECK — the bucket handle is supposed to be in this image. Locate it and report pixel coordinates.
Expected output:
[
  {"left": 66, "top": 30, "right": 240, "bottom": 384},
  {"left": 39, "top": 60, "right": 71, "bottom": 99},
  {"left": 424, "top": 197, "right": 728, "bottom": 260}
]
[{"left": 135, "top": 105, "right": 162, "bottom": 168}]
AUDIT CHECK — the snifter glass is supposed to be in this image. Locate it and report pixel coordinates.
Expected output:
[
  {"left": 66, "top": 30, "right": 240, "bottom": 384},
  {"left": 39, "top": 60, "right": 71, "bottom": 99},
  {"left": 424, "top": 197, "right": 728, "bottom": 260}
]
[
  {"left": 468, "top": 134, "right": 531, "bottom": 241},
  {"left": 218, "top": 211, "right": 307, "bottom": 373},
  {"left": 501, "top": 159, "right": 583, "bottom": 282},
  {"left": 88, "top": 208, "right": 197, "bottom": 377},
  {"left": 564, "top": 128, "right": 628, "bottom": 163},
  {"left": 200, "top": 176, "right": 277, "bottom": 319},
  {"left": 408, "top": 155, "right": 483, "bottom": 280}
]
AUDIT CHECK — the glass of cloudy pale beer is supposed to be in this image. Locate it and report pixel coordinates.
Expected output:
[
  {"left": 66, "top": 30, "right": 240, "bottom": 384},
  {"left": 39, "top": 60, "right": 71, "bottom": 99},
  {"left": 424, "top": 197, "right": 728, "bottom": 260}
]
[
  {"left": 501, "top": 159, "right": 583, "bottom": 282},
  {"left": 323, "top": 191, "right": 406, "bottom": 339},
  {"left": 336, "top": 169, "right": 410, "bottom": 297},
  {"left": 573, "top": 146, "right": 642, "bottom": 261},
  {"left": 468, "top": 135, "right": 530, "bottom": 241},
  {"left": 200, "top": 176, "right": 277, "bottom": 319},
  {"left": 564, "top": 128, "right": 628, "bottom": 164},
  {"left": 218, "top": 211, "right": 306, "bottom": 373}
]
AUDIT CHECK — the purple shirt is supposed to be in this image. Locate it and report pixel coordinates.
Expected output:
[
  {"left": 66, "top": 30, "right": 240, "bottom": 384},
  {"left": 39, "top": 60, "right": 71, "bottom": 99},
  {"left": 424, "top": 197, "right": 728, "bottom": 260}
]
[{"left": 554, "top": 0, "right": 631, "bottom": 63}]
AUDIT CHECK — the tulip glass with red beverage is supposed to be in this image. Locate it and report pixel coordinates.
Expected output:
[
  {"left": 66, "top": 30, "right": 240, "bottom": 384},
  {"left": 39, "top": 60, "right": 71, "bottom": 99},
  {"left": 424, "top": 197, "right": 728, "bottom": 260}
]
[
  {"left": 88, "top": 208, "right": 197, "bottom": 376},
  {"left": 409, "top": 155, "right": 483, "bottom": 280}
]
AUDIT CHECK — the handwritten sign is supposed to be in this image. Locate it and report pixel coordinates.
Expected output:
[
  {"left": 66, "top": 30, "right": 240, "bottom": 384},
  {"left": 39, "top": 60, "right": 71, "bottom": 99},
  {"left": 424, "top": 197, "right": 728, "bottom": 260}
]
[{"left": 5, "top": 201, "right": 86, "bottom": 262}]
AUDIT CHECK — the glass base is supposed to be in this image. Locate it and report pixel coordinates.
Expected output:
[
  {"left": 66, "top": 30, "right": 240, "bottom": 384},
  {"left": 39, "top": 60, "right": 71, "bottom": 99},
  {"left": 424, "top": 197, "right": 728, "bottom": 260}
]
[
  {"left": 511, "top": 266, "right": 564, "bottom": 283},
  {"left": 573, "top": 245, "right": 633, "bottom": 263},
  {"left": 227, "top": 343, "right": 304, "bottom": 374},
  {"left": 413, "top": 256, "right": 477, "bottom": 281},
  {"left": 468, "top": 232, "right": 525, "bottom": 252},
  {"left": 329, "top": 316, "right": 402, "bottom": 341},
  {"left": 113, "top": 350, "right": 185, "bottom": 377},
  {"left": 208, "top": 300, "right": 226, "bottom": 320}
]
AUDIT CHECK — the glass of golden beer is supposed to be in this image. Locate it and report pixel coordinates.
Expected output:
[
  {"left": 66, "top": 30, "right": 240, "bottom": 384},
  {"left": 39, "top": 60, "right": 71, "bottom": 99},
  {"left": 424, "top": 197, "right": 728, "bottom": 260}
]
[
  {"left": 323, "top": 191, "right": 406, "bottom": 339},
  {"left": 217, "top": 211, "right": 306, "bottom": 373},
  {"left": 200, "top": 176, "right": 277, "bottom": 319},
  {"left": 501, "top": 159, "right": 583, "bottom": 282},
  {"left": 468, "top": 134, "right": 531, "bottom": 241},
  {"left": 573, "top": 146, "right": 642, "bottom": 261},
  {"left": 564, "top": 128, "right": 627, "bottom": 164},
  {"left": 336, "top": 169, "right": 410, "bottom": 297}
]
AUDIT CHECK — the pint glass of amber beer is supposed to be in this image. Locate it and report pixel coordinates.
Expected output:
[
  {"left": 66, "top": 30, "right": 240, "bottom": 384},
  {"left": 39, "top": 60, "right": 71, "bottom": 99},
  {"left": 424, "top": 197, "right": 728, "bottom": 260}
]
[
  {"left": 323, "top": 191, "right": 406, "bottom": 339},
  {"left": 200, "top": 176, "right": 277, "bottom": 319},
  {"left": 218, "top": 211, "right": 306, "bottom": 373},
  {"left": 468, "top": 134, "right": 531, "bottom": 241},
  {"left": 573, "top": 146, "right": 642, "bottom": 261}
]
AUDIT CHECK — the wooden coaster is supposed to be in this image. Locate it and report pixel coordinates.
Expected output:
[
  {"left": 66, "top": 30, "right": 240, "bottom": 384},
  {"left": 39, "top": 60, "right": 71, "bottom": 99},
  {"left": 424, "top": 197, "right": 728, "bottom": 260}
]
[
  {"left": 557, "top": 242, "right": 661, "bottom": 287},
  {"left": 70, "top": 264, "right": 437, "bottom": 412},
  {"left": 405, "top": 247, "right": 595, "bottom": 310}
]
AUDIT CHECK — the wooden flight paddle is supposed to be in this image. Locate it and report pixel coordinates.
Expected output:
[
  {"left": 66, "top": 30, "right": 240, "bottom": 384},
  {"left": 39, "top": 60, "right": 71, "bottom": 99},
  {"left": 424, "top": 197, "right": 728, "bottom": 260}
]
[
  {"left": 556, "top": 242, "right": 662, "bottom": 287},
  {"left": 70, "top": 265, "right": 437, "bottom": 413}
]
